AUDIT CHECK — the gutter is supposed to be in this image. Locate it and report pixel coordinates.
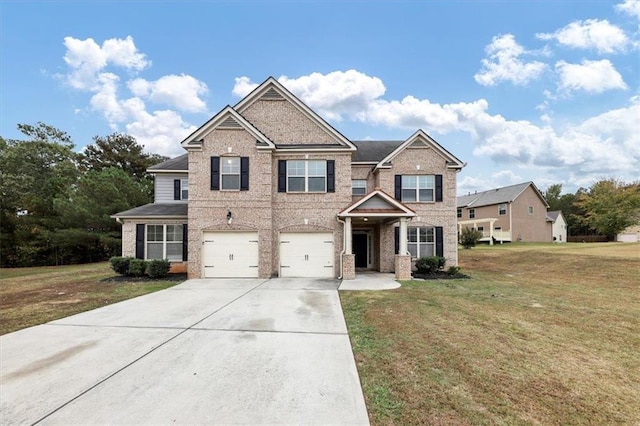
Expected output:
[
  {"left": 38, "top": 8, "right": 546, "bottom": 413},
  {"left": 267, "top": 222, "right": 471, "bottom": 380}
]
[{"left": 336, "top": 216, "right": 347, "bottom": 280}]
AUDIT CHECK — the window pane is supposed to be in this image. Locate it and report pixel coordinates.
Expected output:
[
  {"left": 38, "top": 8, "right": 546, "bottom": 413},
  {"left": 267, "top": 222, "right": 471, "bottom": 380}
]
[
  {"left": 221, "top": 175, "right": 240, "bottom": 190},
  {"left": 181, "top": 180, "right": 188, "bottom": 200},
  {"left": 147, "top": 225, "right": 164, "bottom": 242},
  {"left": 166, "top": 225, "right": 183, "bottom": 242},
  {"left": 426, "top": 227, "right": 434, "bottom": 242},
  {"left": 166, "top": 243, "right": 182, "bottom": 261},
  {"left": 402, "top": 189, "right": 416, "bottom": 202},
  {"left": 147, "top": 242, "right": 163, "bottom": 259},
  {"left": 288, "top": 177, "right": 305, "bottom": 192},
  {"left": 308, "top": 177, "right": 325, "bottom": 192},
  {"left": 408, "top": 243, "right": 417, "bottom": 258},
  {"left": 287, "top": 161, "right": 305, "bottom": 176},
  {"left": 419, "top": 243, "right": 434, "bottom": 257},
  {"left": 221, "top": 157, "right": 240, "bottom": 174},
  {"left": 418, "top": 189, "right": 434, "bottom": 201},
  {"left": 308, "top": 160, "right": 326, "bottom": 176},
  {"left": 408, "top": 228, "right": 418, "bottom": 242},
  {"left": 402, "top": 175, "right": 416, "bottom": 188},
  {"left": 419, "top": 175, "right": 434, "bottom": 188}
]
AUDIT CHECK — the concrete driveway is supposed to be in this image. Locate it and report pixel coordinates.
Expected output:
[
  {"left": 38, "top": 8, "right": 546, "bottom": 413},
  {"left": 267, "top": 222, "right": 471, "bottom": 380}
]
[{"left": 0, "top": 278, "right": 369, "bottom": 425}]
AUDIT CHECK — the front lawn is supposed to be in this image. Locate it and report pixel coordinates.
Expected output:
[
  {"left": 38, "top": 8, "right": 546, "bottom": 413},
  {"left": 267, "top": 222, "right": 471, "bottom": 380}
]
[{"left": 341, "top": 242, "right": 640, "bottom": 424}]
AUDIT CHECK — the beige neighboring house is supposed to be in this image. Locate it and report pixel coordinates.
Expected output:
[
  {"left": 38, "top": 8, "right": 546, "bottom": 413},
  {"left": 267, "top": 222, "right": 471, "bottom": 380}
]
[
  {"left": 113, "top": 77, "right": 465, "bottom": 280},
  {"left": 456, "top": 182, "right": 551, "bottom": 244},
  {"left": 546, "top": 210, "right": 567, "bottom": 243},
  {"left": 617, "top": 224, "right": 640, "bottom": 242}
]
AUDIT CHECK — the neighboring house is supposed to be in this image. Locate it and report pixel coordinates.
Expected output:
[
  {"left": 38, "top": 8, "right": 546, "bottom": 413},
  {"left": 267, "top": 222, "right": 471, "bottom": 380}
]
[
  {"left": 113, "top": 77, "right": 465, "bottom": 280},
  {"left": 547, "top": 210, "right": 567, "bottom": 243},
  {"left": 617, "top": 224, "right": 640, "bottom": 242},
  {"left": 456, "top": 182, "right": 551, "bottom": 243}
]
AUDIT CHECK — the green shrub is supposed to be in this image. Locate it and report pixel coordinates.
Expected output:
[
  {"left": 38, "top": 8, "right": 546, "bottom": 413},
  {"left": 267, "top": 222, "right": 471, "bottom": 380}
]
[
  {"left": 147, "top": 259, "right": 171, "bottom": 278},
  {"left": 415, "top": 256, "right": 446, "bottom": 274},
  {"left": 109, "top": 256, "right": 131, "bottom": 275},
  {"left": 459, "top": 227, "right": 483, "bottom": 249},
  {"left": 447, "top": 266, "right": 461, "bottom": 276},
  {"left": 128, "top": 259, "right": 147, "bottom": 277}
]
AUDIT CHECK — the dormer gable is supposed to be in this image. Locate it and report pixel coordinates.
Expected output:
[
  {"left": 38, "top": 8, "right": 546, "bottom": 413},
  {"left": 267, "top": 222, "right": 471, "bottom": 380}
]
[
  {"left": 376, "top": 129, "right": 465, "bottom": 170},
  {"left": 339, "top": 190, "right": 415, "bottom": 218},
  {"left": 181, "top": 106, "right": 275, "bottom": 151}
]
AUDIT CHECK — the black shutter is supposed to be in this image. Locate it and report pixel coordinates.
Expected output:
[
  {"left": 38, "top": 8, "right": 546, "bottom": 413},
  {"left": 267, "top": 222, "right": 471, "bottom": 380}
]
[
  {"left": 435, "top": 174, "right": 443, "bottom": 202},
  {"left": 240, "top": 157, "right": 249, "bottom": 191},
  {"left": 278, "top": 160, "right": 287, "bottom": 192},
  {"left": 326, "top": 160, "right": 335, "bottom": 193},
  {"left": 182, "top": 224, "right": 188, "bottom": 261},
  {"left": 394, "top": 227, "right": 399, "bottom": 255},
  {"left": 135, "top": 224, "right": 145, "bottom": 259},
  {"left": 211, "top": 156, "right": 220, "bottom": 190},
  {"left": 174, "top": 179, "right": 181, "bottom": 200},
  {"left": 435, "top": 226, "right": 444, "bottom": 257},
  {"left": 394, "top": 175, "right": 402, "bottom": 200}
]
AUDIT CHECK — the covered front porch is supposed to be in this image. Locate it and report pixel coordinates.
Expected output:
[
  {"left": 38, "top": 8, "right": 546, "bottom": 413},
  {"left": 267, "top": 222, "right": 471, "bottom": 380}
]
[
  {"left": 458, "top": 218, "right": 512, "bottom": 244},
  {"left": 338, "top": 190, "right": 415, "bottom": 280}
]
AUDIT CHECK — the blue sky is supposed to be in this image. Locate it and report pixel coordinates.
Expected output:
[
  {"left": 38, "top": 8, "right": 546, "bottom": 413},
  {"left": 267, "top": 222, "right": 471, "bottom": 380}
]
[{"left": 1, "top": 0, "right": 639, "bottom": 195}]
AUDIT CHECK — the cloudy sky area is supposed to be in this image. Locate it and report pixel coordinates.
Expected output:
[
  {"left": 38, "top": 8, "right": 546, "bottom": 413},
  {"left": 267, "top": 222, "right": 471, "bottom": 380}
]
[{"left": 1, "top": 0, "right": 638, "bottom": 195}]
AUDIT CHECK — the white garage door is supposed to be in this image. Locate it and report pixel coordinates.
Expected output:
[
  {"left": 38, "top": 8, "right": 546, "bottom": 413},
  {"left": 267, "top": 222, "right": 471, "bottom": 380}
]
[
  {"left": 203, "top": 232, "right": 259, "bottom": 278},
  {"left": 618, "top": 233, "right": 639, "bottom": 243},
  {"left": 279, "top": 232, "right": 334, "bottom": 278}
]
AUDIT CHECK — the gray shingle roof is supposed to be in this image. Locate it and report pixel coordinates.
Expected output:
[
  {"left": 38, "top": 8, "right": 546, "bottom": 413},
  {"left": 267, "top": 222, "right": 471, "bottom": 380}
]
[
  {"left": 148, "top": 154, "right": 188, "bottom": 171},
  {"left": 352, "top": 140, "right": 403, "bottom": 162},
  {"left": 546, "top": 210, "right": 561, "bottom": 222},
  {"left": 457, "top": 182, "right": 545, "bottom": 208},
  {"left": 112, "top": 203, "right": 188, "bottom": 218}
]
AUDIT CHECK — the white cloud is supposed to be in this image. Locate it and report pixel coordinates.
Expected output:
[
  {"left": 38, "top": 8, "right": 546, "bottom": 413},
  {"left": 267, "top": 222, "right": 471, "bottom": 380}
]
[
  {"left": 616, "top": 0, "right": 640, "bottom": 20},
  {"left": 127, "top": 74, "right": 208, "bottom": 113},
  {"left": 536, "top": 19, "right": 630, "bottom": 54},
  {"left": 60, "top": 36, "right": 201, "bottom": 156},
  {"left": 232, "top": 76, "right": 258, "bottom": 97},
  {"left": 474, "top": 34, "right": 548, "bottom": 86},
  {"left": 555, "top": 59, "right": 627, "bottom": 94}
]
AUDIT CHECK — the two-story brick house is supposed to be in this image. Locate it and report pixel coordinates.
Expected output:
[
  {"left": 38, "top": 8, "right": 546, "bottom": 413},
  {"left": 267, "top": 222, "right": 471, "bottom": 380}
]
[{"left": 113, "top": 77, "right": 465, "bottom": 280}]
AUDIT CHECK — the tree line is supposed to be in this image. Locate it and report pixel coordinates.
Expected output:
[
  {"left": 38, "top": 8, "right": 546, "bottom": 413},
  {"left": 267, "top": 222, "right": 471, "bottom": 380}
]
[
  {"left": 0, "top": 122, "right": 166, "bottom": 267},
  {"left": 544, "top": 181, "right": 640, "bottom": 239}
]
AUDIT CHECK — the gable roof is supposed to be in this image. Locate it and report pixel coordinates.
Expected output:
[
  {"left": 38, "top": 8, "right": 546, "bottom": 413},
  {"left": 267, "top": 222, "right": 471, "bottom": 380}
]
[
  {"left": 352, "top": 140, "right": 403, "bottom": 163},
  {"left": 181, "top": 106, "right": 275, "bottom": 150},
  {"left": 546, "top": 210, "right": 564, "bottom": 222},
  {"left": 376, "top": 130, "right": 465, "bottom": 170},
  {"left": 111, "top": 203, "right": 188, "bottom": 219},
  {"left": 339, "top": 190, "right": 415, "bottom": 217},
  {"left": 234, "top": 77, "right": 356, "bottom": 151},
  {"left": 148, "top": 154, "right": 188, "bottom": 172},
  {"left": 457, "top": 181, "right": 549, "bottom": 208}
]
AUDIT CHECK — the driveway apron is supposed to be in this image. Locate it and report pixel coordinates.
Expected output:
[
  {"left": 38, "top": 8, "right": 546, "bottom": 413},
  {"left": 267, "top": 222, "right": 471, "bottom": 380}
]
[{"left": 1, "top": 278, "right": 369, "bottom": 425}]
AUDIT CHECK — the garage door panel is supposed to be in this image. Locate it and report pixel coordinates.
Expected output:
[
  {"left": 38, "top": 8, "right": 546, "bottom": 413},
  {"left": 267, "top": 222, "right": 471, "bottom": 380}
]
[
  {"left": 280, "top": 233, "right": 334, "bottom": 278},
  {"left": 203, "top": 232, "right": 259, "bottom": 278}
]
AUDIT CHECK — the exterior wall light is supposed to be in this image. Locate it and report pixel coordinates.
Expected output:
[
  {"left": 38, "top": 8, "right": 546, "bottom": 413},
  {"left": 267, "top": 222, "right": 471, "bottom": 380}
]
[{"left": 227, "top": 211, "right": 233, "bottom": 225}]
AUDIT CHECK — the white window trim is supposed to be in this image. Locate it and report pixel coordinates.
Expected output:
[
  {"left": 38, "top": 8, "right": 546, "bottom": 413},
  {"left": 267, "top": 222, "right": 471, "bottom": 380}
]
[
  {"left": 407, "top": 226, "right": 435, "bottom": 259},
  {"left": 146, "top": 224, "right": 183, "bottom": 261},
  {"left": 287, "top": 160, "right": 327, "bottom": 193},
  {"left": 401, "top": 175, "right": 435, "bottom": 203},
  {"left": 221, "top": 157, "right": 240, "bottom": 191},
  {"left": 180, "top": 179, "right": 188, "bottom": 200},
  {"left": 352, "top": 180, "right": 367, "bottom": 195}
]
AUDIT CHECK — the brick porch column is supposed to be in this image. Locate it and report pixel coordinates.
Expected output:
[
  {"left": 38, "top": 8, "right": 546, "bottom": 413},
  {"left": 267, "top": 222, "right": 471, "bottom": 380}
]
[
  {"left": 342, "top": 253, "right": 356, "bottom": 280},
  {"left": 395, "top": 254, "right": 412, "bottom": 280}
]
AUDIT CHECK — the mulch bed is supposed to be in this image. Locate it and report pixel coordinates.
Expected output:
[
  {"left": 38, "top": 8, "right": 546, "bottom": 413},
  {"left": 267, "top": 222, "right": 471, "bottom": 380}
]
[
  {"left": 100, "top": 273, "right": 187, "bottom": 283},
  {"left": 411, "top": 271, "right": 471, "bottom": 280}
]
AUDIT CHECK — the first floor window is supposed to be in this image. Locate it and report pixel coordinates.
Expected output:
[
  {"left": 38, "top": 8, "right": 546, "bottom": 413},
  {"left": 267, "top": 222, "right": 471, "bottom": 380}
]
[
  {"left": 352, "top": 180, "right": 367, "bottom": 196},
  {"left": 408, "top": 227, "right": 435, "bottom": 258},
  {"left": 146, "top": 224, "right": 183, "bottom": 261}
]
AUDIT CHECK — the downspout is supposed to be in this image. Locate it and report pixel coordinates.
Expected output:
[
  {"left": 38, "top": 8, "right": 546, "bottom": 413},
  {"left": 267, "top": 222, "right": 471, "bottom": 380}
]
[{"left": 336, "top": 216, "right": 346, "bottom": 279}]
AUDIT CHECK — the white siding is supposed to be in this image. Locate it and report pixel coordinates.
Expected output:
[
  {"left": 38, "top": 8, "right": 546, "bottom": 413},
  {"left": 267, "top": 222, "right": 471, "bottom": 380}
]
[{"left": 155, "top": 173, "right": 188, "bottom": 203}]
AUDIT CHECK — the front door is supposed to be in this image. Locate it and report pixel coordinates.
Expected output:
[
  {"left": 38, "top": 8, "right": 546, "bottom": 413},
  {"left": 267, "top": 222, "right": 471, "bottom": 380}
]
[{"left": 353, "top": 233, "right": 368, "bottom": 268}]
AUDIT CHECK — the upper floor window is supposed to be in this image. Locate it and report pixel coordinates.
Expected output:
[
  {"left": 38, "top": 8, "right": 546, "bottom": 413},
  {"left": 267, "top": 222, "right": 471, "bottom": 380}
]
[
  {"left": 221, "top": 157, "right": 240, "bottom": 190},
  {"left": 174, "top": 178, "right": 188, "bottom": 200},
  {"left": 278, "top": 160, "right": 335, "bottom": 193},
  {"left": 146, "top": 224, "right": 183, "bottom": 261},
  {"left": 457, "top": 208, "right": 462, "bottom": 218},
  {"left": 394, "top": 174, "right": 442, "bottom": 202},
  {"left": 528, "top": 206, "right": 534, "bottom": 215},
  {"left": 498, "top": 203, "right": 506, "bottom": 215},
  {"left": 210, "top": 156, "right": 249, "bottom": 191},
  {"left": 469, "top": 208, "right": 476, "bottom": 219},
  {"left": 352, "top": 180, "right": 367, "bottom": 196}
]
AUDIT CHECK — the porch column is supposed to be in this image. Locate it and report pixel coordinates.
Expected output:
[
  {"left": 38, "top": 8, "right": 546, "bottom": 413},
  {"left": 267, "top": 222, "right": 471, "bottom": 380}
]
[
  {"left": 345, "top": 217, "right": 352, "bottom": 254},
  {"left": 399, "top": 217, "right": 408, "bottom": 255},
  {"left": 489, "top": 219, "right": 494, "bottom": 246}
]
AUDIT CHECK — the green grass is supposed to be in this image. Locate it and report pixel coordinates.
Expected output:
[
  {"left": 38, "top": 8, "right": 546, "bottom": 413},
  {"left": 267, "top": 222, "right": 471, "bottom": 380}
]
[
  {"left": 0, "top": 262, "right": 182, "bottom": 335},
  {"left": 341, "top": 242, "right": 640, "bottom": 425}
]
